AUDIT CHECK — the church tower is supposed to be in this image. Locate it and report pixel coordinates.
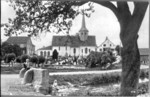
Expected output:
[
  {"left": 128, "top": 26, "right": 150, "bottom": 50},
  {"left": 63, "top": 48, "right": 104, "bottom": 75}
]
[{"left": 79, "top": 13, "right": 89, "bottom": 41}]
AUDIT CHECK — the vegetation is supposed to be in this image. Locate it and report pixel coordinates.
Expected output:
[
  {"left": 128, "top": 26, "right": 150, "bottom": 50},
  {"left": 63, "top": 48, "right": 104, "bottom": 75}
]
[
  {"left": 21, "top": 54, "right": 30, "bottom": 63},
  {"left": 2, "top": 0, "right": 148, "bottom": 96},
  {"left": 30, "top": 56, "right": 38, "bottom": 64},
  {"left": 85, "top": 50, "right": 116, "bottom": 69},
  {"left": 52, "top": 49, "right": 58, "bottom": 60},
  {"left": 49, "top": 68, "right": 149, "bottom": 86},
  {"left": 1, "top": 42, "right": 22, "bottom": 57},
  {"left": 16, "top": 56, "right": 21, "bottom": 63}
]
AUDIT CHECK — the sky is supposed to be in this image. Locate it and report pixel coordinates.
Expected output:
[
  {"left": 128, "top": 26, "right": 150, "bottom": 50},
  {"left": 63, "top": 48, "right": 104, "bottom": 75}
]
[{"left": 1, "top": 1, "right": 149, "bottom": 50}]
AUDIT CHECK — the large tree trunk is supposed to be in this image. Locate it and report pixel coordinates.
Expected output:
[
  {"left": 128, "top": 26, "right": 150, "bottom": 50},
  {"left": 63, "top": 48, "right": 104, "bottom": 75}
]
[
  {"left": 120, "top": 30, "right": 140, "bottom": 96},
  {"left": 119, "top": 2, "right": 148, "bottom": 96}
]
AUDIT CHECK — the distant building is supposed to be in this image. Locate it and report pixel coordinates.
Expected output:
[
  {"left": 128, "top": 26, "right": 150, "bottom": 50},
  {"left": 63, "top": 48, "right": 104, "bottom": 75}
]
[
  {"left": 51, "top": 13, "right": 96, "bottom": 57},
  {"left": 37, "top": 46, "right": 52, "bottom": 58},
  {"left": 97, "top": 37, "right": 116, "bottom": 52},
  {"left": 139, "top": 48, "right": 149, "bottom": 64},
  {"left": 6, "top": 36, "right": 35, "bottom": 55}
]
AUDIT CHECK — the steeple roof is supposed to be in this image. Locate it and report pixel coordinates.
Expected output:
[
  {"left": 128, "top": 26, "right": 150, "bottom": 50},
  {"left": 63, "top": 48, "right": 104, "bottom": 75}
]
[{"left": 79, "top": 13, "right": 88, "bottom": 32}]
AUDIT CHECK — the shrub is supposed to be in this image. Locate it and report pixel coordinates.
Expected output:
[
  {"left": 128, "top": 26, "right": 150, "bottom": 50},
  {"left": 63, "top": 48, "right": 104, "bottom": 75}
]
[
  {"left": 85, "top": 51, "right": 116, "bottom": 69},
  {"left": 21, "top": 54, "right": 30, "bottom": 63},
  {"left": 30, "top": 56, "right": 38, "bottom": 64},
  {"left": 23, "top": 69, "right": 34, "bottom": 84},
  {"left": 85, "top": 51, "right": 102, "bottom": 68},
  {"left": 49, "top": 68, "right": 148, "bottom": 86},
  {"left": 16, "top": 56, "right": 21, "bottom": 63},
  {"left": 52, "top": 49, "right": 58, "bottom": 60},
  {"left": 7, "top": 53, "right": 16, "bottom": 63},
  {"left": 38, "top": 56, "right": 45, "bottom": 64}
]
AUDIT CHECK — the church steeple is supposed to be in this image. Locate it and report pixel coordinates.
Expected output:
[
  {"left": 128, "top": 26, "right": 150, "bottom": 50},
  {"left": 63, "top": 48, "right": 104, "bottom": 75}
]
[{"left": 79, "top": 12, "right": 89, "bottom": 41}]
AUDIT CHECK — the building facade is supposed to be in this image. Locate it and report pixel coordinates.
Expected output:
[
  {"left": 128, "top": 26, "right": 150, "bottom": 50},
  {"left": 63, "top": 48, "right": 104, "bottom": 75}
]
[
  {"left": 6, "top": 36, "right": 35, "bottom": 55},
  {"left": 37, "top": 46, "right": 52, "bottom": 58},
  {"left": 97, "top": 37, "right": 116, "bottom": 52},
  {"left": 51, "top": 14, "right": 96, "bottom": 57}
]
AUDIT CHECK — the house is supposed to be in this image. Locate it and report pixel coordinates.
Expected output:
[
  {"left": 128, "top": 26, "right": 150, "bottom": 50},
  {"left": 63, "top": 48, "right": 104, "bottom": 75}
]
[
  {"left": 51, "top": 14, "right": 97, "bottom": 57},
  {"left": 37, "top": 46, "right": 52, "bottom": 58},
  {"left": 6, "top": 36, "right": 35, "bottom": 55},
  {"left": 97, "top": 37, "right": 116, "bottom": 52},
  {"left": 139, "top": 48, "right": 149, "bottom": 65}
]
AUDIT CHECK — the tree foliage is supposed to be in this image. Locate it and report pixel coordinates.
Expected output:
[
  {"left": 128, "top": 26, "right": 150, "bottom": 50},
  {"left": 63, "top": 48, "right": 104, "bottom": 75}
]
[
  {"left": 2, "top": 0, "right": 94, "bottom": 37},
  {"left": 30, "top": 56, "right": 38, "bottom": 64},
  {"left": 86, "top": 50, "right": 116, "bottom": 68},
  {"left": 21, "top": 54, "right": 30, "bottom": 63},
  {"left": 38, "top": 56, "right": 45, "bottom": 64},
  {"left": 1, "top": 42, "right": 22, "bottom": 57},
  {"left": 6, "top": 53, "right": 16, "bottom": 63},
  {"left": 52, "top": 49, "right": 58, "bottom": 60}
]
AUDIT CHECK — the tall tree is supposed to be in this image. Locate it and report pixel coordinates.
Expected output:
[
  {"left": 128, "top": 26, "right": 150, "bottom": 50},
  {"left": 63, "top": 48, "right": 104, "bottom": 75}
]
[{"left": 2, "top": 0, "right": 149, "bottom": 96}]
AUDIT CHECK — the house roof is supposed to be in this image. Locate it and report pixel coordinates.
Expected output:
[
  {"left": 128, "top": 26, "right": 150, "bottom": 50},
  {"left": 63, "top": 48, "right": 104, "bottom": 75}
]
[
  {"left": 99, "top": 37, "right": 115, "bottom": 47},
  {"left": 6, "top": 36, "right": 30, "bottom": 44},
  {"left": 52, "top": 35, "right": 96, "bottom": 47},
  {"left": 38, "top": 46, "right": 52, "bottom": 50},
  {"left": 139, "top": 48, "right": 150, "bottom": 56}
]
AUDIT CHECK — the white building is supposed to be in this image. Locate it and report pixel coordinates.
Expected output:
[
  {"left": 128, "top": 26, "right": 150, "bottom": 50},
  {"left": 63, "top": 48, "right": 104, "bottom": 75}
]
[
  {"left": 51, "top": 14, "right": 97, "bottom": 57},
  {"left": 37, "top": 46, "right": 52, "bottom": 58},
  {"left": 97, "top": 37, "right": 116, "bottom": 52}
]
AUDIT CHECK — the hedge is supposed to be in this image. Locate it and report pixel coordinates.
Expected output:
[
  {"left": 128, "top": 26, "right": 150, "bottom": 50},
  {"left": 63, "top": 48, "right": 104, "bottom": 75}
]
[{"left": 49, "top": 68, "right": 149, "bottom": 86}]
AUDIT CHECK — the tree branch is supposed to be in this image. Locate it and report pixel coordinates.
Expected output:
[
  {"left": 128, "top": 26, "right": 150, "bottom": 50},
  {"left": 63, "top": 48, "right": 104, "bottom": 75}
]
[{"left": 92, "top": 0, "right": 120, "bottom": 19}]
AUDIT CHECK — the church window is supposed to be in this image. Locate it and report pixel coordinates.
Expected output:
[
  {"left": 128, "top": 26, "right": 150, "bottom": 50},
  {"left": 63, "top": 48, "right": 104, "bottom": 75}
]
[
  {"left": 44, "top": 51, "right": 46, "bottom": 57},
  {"left": 85, "top": 48, "right": 88, "bottom": 54},
  {"left": 40, "top": 51, "right": 43, "bottom": 56},
  {"left": 110, "top": 44, "right": 111, "bottom": 46},
  {"left": 103, "top": 44, "right": 106, "bottom": 47},
  {"left": 89, "top": 49, "right": 91, "bottom": 52},
  {"left": 48, "top": 51, "right": 50, "bottom": 57},
  {"left": 73, "top": 48, "right": 76, "bottom": 54}
]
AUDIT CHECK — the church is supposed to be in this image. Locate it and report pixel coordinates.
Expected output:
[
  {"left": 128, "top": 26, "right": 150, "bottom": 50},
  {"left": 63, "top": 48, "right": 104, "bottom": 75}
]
[
  {"left": 51, "top": 14, "right": 97, "bottom": 57},
  {"left": 37, "top": 14, "right": 116, "bottom": 58}
]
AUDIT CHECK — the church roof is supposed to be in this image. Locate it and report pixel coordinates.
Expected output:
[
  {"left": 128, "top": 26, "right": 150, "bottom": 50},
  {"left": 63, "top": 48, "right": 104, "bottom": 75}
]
[
  {"left": 99, "top": 36, "right": 115, "bottom": 47},
  {"left": 38, "top": 46, "right": 52, "bottom": 50},
  {"left": 52, "top": 35, "right": 96, "bottom": 47},
  {"left": 6, "top": 36, "right": 30, "bottom": 44}
]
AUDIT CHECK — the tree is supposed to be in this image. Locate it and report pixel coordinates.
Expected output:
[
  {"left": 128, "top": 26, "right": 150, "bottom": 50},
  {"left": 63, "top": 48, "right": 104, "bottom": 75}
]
[
  {"left": 1, "top": 42, "right": 22, "bottom": 57},
  {"left": 52, "top": 49, "right": 58, "bottom": 60},
  {"left": 2, "top": 0, "right": 148, "bottom": 96},
  {"left": 115, "top": 45, "right": 122, "bottom": 55},
  {"left": 21, "top": 54, "right": 30, "bottom": 63}
]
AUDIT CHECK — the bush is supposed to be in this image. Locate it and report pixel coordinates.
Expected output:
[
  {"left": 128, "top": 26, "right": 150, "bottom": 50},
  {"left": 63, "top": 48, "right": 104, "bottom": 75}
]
[
  {"left": 7, "top": 53, "right": 16, "bottom": 63},
  {"left": 21, "top": 54, "right": 30, "bottom": 63},
  {"left": 38, "top": 56, "right": 45, "bottom": 64},
  {"left": 49, "top": 68, "right": 148, "bottom": 86},
  {"left": 85, "top": 50, "right": 116, "bottom": 68},
  {"left": 23, "top": 69, "right": 34, "bottom": 84},
  {"left": 16, "top": 56, "right": 21, "bottom": 63},
  {"left": 30, "top": 56, "right": 38, "bottom": 64}
]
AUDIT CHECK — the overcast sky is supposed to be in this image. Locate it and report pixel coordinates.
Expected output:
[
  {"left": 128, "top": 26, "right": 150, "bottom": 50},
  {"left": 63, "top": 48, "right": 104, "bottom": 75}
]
[{"left": 1, "top": 1, "right": 149, "bottom": 50}]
